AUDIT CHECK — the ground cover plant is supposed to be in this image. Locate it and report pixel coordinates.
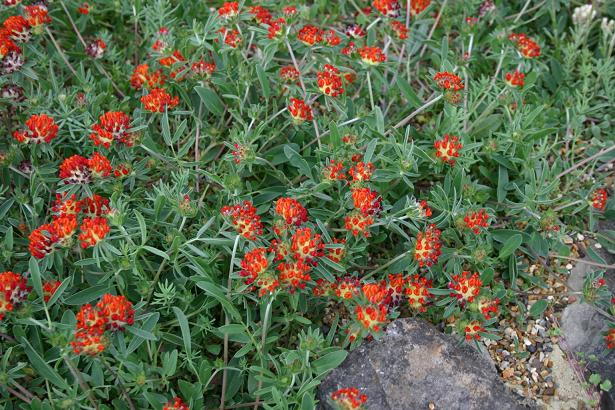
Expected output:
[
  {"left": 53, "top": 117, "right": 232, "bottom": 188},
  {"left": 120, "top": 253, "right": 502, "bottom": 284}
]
[{"left": 0, "top": 0, "right": 614, "bottom": 409}]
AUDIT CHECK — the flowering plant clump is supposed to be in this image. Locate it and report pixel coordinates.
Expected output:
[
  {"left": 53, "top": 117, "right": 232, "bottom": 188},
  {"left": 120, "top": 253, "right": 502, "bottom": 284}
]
[{"left": 0, "top": 1, "right": 613, "bottom": 408}]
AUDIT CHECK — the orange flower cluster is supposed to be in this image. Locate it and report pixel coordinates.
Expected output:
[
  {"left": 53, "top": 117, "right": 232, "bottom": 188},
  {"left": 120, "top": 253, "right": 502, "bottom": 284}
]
[
  {"left": 221, "top": 201, "right": 264, "bottom": 240},
  {"left": 90, "top": 111, "right": 134, "bottom": 148},
  {"left": 141, "top": 87, "right": 179, "bottom": 112},
  {"left": 13, "top": 114, "right": 58, "bottom": 144},
  {"left": 280, "top": 65, "right": 300, "bottom": 83},
  {"left": 29, "top": 193, "right": 111, "bottom": 258},
  {"left": 478, "top": 296, "right": 500, "bottom": 320},
  {"left": 71, "top": 293, "right": 134, "bottom": 355},
  {"left": 358, "top": 46, "right": 387, "bottom": 66},
  {"left": 414, "top": 224, "right": 442, "bottom": 267},
  {"left": 130, "top": 64, "right": 166, "bottom": 90},
  {"left": 434, "top": 134, "right": 462, "bottom": 165},
  {"left": 43, "top": 280, "right": 61, "bottom": 303},
  {"left": 372, "top": 0, "right": 400, "bottom": 17},
  {"left": 85, "top": 38, "right": 106, "bottom": 59},
  {"left": 331, "top": 387, "right": 368, "bottom": 409},
  {"left": 297, "top": 24, "right": 323, "bottom": 46},
  {"left": 24, "top": 5, "right": 50, "bottom": 33},
  {"left": 406, "top": 274, "right": 433, "bottom": 312},
  {"left": 218, "top": 2, "right": 239, "bottom": 19},
  {"left": 464, "top": 209, "right": 489, "bottom": 234},
  {"left": 509, "top": 33, "right": 541, "bottom": 58},
  {"left": 606, "top": 328, "right": 615, "bottom": 349},
  {"left": 59, "top": 152, "right": 118, "bottom": 183},
  {"left": 351, "top": 187, "right": 382, "bottom": 216},
  {"left": 163, "top": 397, "right": 190, "bottom": 410},
  {"left": 275, "top": 197, "right": 309, "bottom": 227},
  {"left": 505, "top": 70, "right": 525, "bottom": 88},
  {"left": 390, "top": 21, "right": 408, "bottom": 40},
  {"left": 0, "top": 271, "right": 30, "bottom": 322},
  {"left": 288, "top": 97, "right": 313, "bottom": 124},
  {"left": 410, "top": 0, "right": 431, "bottom": 16},
  {"left": 464, "top": 320, "right": 484, "bottom": 341},
  {"left": 449, "top": 271, "right": 482, "bottom": 304},
  {"left": 591, "top": 188, "right": 608, "bottom": 211},
  {"left": 3, "top": 15, "right": 30, "bottom": 42},
  {"left": 317, "top": 64, "right": 345, "bottom": 97},
  {"left": 323, "top": 160, "right": 346, "bottom": 181},
  {"left": 434, "top": 71, "right": 464, "bottom": 103}
]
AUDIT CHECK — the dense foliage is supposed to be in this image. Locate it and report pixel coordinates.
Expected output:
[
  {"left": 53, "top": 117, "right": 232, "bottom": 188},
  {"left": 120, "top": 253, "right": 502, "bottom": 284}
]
[{"left": 0, "top": 0, "right": 614, "bottom": 409}]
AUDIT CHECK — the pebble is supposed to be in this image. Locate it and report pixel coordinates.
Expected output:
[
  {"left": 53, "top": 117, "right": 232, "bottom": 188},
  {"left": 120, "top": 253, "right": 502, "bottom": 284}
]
[
  {"left": 595, "top": 243, "right": 602, "bottom": 249},
  {"left": 577, "top": 233, "right": 585, "bottom": 241}
]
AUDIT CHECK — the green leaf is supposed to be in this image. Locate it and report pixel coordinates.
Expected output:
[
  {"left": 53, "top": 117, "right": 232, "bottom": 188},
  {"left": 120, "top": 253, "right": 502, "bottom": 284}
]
[
  {"left": 127, "top": 313, "right": 159, "bottom": 355},
  {"left": 135, "top": 210, "right": 147, "bottom": 245},
  {"left": 196, "top": 281, "right": 242, "bottom": 322},
  {"left": 64, "top": 284, "right": 109, "bottom": 305},
  {"left": 126, "top": 325, "right": 158, "bottom": 341},
  {"left": 283, "top": 145, "right": 312, "bottom": 179},
  {"left": 161, "top": 111, "right": 172, "bottom": 146},
  {"left": 589, "top": 373, "right": 602, "bottom": 386},
  {"left": 29, "top": 257, "right": 43, "bottom": 300},
  {"left": 173, "top": 307, "right": 192, "bottom": 356},
  {"left": 497, "top": 166, "right": 508, "bottom": 202},
  {"left": 499, "top": 234, "right": 522, "bottom": 259},
  {"left": 397, "top": 78, "right": 421, "bottom": 108},
  {"left": 19, "top": 337, "right": 69, "bottom": 390},
  {"left": 142, "top": 245, "right": 170, "bottom": 260},
  {"left": 529, "top": 299, "right": 548, "bottom": 318},
  {"left": 301, "top": 394, "right": 315, "bottom": 410},
  {"left": 312, "top": 350, "right": 347, "bottom": 374},
  {"left": 256, "top": 65, "right": 271, "bottom": 98},
  {"left": 600, "top": 379, "right": 612, "bottom": 392},
  {"left": 195, "top": 86, "right": 224, "bottom": 115}
]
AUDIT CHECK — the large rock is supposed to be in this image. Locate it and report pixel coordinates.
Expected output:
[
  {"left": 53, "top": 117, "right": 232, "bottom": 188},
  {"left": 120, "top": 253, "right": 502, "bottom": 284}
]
[
  {"left": 560, "top": 221, "right": 615, "bottom": 408},
  {"left": 317, "top": 318, "right": 529, "bottom": 410}
]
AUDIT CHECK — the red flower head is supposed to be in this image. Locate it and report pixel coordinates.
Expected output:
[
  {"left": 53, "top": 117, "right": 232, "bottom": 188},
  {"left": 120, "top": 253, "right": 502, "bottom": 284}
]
[
  {"left": 464, "top": 320, "right": 484, "bottom": 341},
  {"left": 358, "top": 46, "right": 387, "bottom": 66},
  {"left": 288, "top": 98, "right": 313, "bottom": 124},
  {"left": 297, "top": 25, "right": 323, "bottom": 46},
  {"left": 434, "top": 134, "right": 462, "bottom": 165},
  {"left": 88, "top": 152, "right": 112, "bottom": 178},
  {"left": 277, "top": 260, "right": 311, "bottom": 293},
  {"left": 249, "top": 6, "right": 272, "bottom": 24},
  {"left": 331, "top": 387, "right": 368, "bottom": 409},
  {"left": 591, "top": 188, "right": 608, "bottom": 211},
  {"left": 80, "top": 194, "right": 110, "bottom": 216},
  {"left": 478, "top": 297, "right": 500, "bottom": 320},
  {"left": 220, "top": 201, "right": 263, "bottom": 240},
  {"left": 240, "top": 247, "right": 279, "bottom": 296},
  {"left": 76, "top": 303, "right": 107, "bottom": 330},
  {"left": 283, "top": 6, "right": 297, "bottom": 16},
  {"left": 130, "top": 64, "right": 166, "bottom": 90},
  {"left": 78, "top": 217, "right": 110, "bottom": 249},
  {"left": 373, "top": 0, "right": 400, "bottom": 17},
  {"left": 391, "top": 21, "right": 409, "bottom": 40},
  {"left": 323, "top": 160, "right": 346, "bottom": 181},
  {"left": 326, "top": 238, "right": 346, "bottom": 263},
  {"left": 78, "top": 3, "right": 90, "bottom": 15},
  {"left": 606, "top": 328, "right": 615, "bottom": 349},
  {"left": 0, "top": 271, "right": 30, "bottom": 321},
  {"left": 163, "top": 397, "right": 190, "bottom": 410},
  {"left": 51, "top": 215, "right": 78, "bottom": 246},
  {"left": 218, "top": 2, "right": 239, "bottom": 19},
  {"left": 334, "top": 276, "right": 361, "bottom": 300},
  {"left": 323, "top": 29, "right": 341, "bottom": 46},
  {"left": 3, "top": 15, "right": 31, "bottom": 42},
  {"left": 434, "top": 71, "right": 464, "bottom": 103},
  {"left": 345, "top": 211, "right": 374, "bottom": 237},
  {"left": 159, "top": 50, "right": 185, "bottom": 67},
  {"left": 405, "top": 274, "right": 432, "bottom": 312},
  {"left": 24, "top": 5, "right": 50, "bottom": 33},
  {"left": 362, "top": 282, "right": 388, "bottom": 305},
  {"left": 0, "top": 33, "right": 20, "bottom": 59},
  {"left": 53, "top": 193, "right": 82, "bottom": 217},
  {"left": 355, "top": 304, "right": 388, "bottom": 333},
  {"left": 59, "top": 155, "right": 91, "bottom": 184},
  {"left": 219, "top": 27, "right": 241, "bottom": 48},
  {"left": 268, "top": 18, "right": 286, "bottom": 40},
  {"left": 280, "top": 65, "right": 300, "bottom": 83},
  {"left": 291, "top": 227, "right": 324, "bottom": 262},
  {"left": 348, "top": 162, "right": 375, "bottom": 183},
  {"left": 191, "top": 59, "right": 216, "bottom": 78},
  {"left": 141, "top": 88, "right": 179, "bottom": 112},
  {"left": 71, "top": 329, "right": 108, "bottom": 355},
  {"left": 345, "top": 24, "right": 366, "bottom": 39},
  {"left": 410, "top": 0, "right": 431, "bottom": 16},
  {"left": 275, "top": 197, "right": 309, "bottom": 227},
  {"left": 505, "top": 70, "right": 525, "bottom": 88},
  {"left": 97, "top": 294, "right": 134, "bottom": 331},
  {"left": 317, "top": 64, "right": 344, "bottom": 97},
  {"left": 414, "top": 224, "right": 442, "bottom": 267},
  {"left": 90, "top": 111, "right": 133, "bottom": 148},
  {"left": 342, "top": 41, "right": 357, "bottom": 56},
  {"left": 42, "top": 280, "right": 61, "bottom": 303},
  {"left": 29, "top": 224, "right": 58, "bottom": 259},
  {"left": 449, "top": 271, "right": 482, "bottom": 304},
  {"left": 85, "top": 38, "right": 106, "bottom": 59},
  {"left": 464, "top": 209, "right": 489, "bottom": 234},
  {"left": 509, "top": 33, "right": 541, "bottom": 58},
  {"left": 351, "top": 187, "right": 382, "bottom": 216},
  {"left": 13, "top": 114, "right": 59, "bottom": 144}
]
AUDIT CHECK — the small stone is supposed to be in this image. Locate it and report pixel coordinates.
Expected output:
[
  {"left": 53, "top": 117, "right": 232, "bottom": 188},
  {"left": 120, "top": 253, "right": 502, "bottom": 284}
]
[
  {"left": 544, "top": 387, "right": 555, "bottom": 396},
  {"left": 502, "top": 367, "right": 515, "bottom": 379},
  {"left": 577, "top": 233, "right": 585, "bottom": 241},
  {"left": 528, "top": 345, "right": 537, "bottom": 353},
  {"left": 595, "top": 243, "right": 602, "bottom": 249},
  {"left": 566, "top": 263, "right": 573, "bottom": 270},
  {"left": 524, "top": 338, "right": 532, "bottom": 346}
]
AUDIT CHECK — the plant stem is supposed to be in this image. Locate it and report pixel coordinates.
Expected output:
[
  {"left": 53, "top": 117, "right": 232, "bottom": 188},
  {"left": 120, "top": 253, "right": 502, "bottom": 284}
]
[
  {"left": 363, "top": 250, "right": 412, "bottom": 280},
  {"left": 63, "top": 356, "right": 99, "bottom": 410},
  {"left": 220, "top": 234, "right": 241, "bottom": 410},
  {"left": 556, "top": 144, "right": 615, "bottom": 179},
  {"left": 195, "top": 101, "right": 203, "bottom": 192},
  {"left": 102, "top": 360, "right": 136, "bottom": 410},
  {"left": 366, "top": 71, "right": 375, "bottom": 111},
  {"left": 253, "top": 298, "right": 274, "bottom": 409},
  {"left": 45, "top": 27, "right": 79, "bottom": 78},
  {"left": 386, "top": 94, "right": 442, "bottom": 135}
]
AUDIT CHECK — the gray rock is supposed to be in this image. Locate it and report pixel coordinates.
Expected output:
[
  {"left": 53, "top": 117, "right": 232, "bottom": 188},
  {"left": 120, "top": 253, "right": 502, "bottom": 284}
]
[{"left": 317, "top": 318, "right": 530, "bottom": 410}]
